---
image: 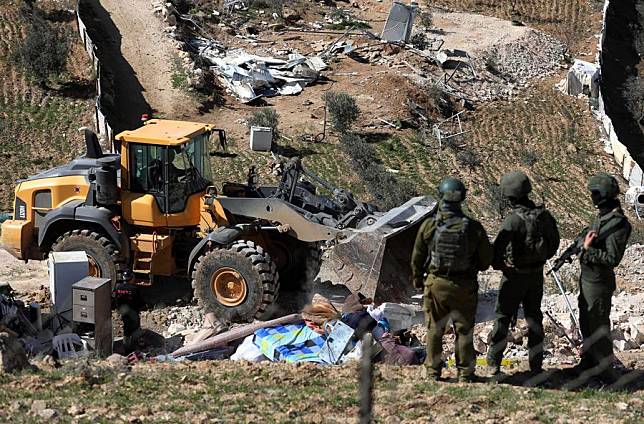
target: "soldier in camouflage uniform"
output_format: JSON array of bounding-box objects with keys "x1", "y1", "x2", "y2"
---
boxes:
[
  {"x1": 572, "y1": 173, "x2": 631, "y2": 381},
  {"x1": 411, "y1": 178, "x2": 493, "y2": 382},
  {"x1": 486, "y1": 171, "x2": 560, "y2": 375}
]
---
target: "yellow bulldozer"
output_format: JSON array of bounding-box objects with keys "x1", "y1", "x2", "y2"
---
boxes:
[{"x1": 1, "y1": 119, "x2": 435, "y2": 322}]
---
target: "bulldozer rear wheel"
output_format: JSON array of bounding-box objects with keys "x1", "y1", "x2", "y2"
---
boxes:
[
  {"x1": 192, "y1": 240, "x2": 279, "y2": 323},
  {"x1": 52, "y1": 229, "x2": 125, "y2": 285}
]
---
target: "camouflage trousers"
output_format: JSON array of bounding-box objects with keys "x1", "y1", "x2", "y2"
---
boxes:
[
  {"x1": 578, "y1": 278, "x2": 614, "y2": 372},
  {"x1": 487, "y1": 271, "x2": 545, "y2": 371},
  {"x1": 424, "y1": 274, "x2": 478, "y2": 378}
]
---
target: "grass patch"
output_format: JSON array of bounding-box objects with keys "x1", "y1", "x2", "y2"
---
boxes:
[
  {"x1": 171, "y1": 58, "x2": 190, "y2": 90},
  {"x1": 0, "y1": 362, "x2": 641, "y2": 422}
]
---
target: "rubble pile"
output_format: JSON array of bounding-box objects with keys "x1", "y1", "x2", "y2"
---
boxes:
[
  {"x1": 410, "y1": 287, "x2": 644, "y2": 367},
  {"x1": 188, "y1": 38, "x2": 328, "y2": 102},
  {"x1": 436, "y1": 29, "x2": 566, "y2": 102},
  {"x1": 143, "y1": 305, "x2": 205, "y2": 338},
  {"x1": 480, "y1": 29, "x2": 566, "y2": 85},
  {"x1": 0, "y1": 332, "x2": 29, "y2": 373},
  {"x1": 615, "y1": 243, "x2": 644, "y2": 282}
]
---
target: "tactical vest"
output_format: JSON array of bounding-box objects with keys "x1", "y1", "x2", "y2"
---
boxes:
[{"x1": 430, "y1": 215, "x2": 471, "y2": 275}]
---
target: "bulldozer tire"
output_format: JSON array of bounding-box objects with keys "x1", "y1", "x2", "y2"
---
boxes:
[
  {"x1": 192, "y1": 240, "x2": 279, "y2": 323},
  {"x1": 269, "y1": 237, "x2": 322, "y2": 289},
  {"x1": 51, "y1": 229, "x2": 125, "y2": 285}
]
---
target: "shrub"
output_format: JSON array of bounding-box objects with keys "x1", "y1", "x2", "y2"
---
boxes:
[
  {"x1": 13, "y1": 15, "x2": 69, "y2": 88},
  {"x1": 418, "y1": 9, "x2": 433, "y2": 28},
  {"x1": 456, "y1": 147, "x2": 481, "y2": 172},
  {"x1": 340, "y1": 132, "x2": 417, "y2": 210},
  {"x1": 486, "y1": 182, "x2": 509, "y2": 219},
  {"x1": 324, "y1": 91, "x2": 360, "y2": 133},
  {"x1": 410, "y1": 32, "x2": 429, "y2": 50},
  {"x1": 519, "y1": 148, "x2": 539, "y2": 167},
  {"x1": 341, "y1": 132, "x2": 378, "y2": 166},
  {"x1": 247, "y1": 108, "x2": 280, "y2": 140}
]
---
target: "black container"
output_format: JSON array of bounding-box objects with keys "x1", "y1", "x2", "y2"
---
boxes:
[{"x1": 95, "y1": 156, "x2": 120, "y2": 206}]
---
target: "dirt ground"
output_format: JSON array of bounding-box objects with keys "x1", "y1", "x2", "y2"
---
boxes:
[
  {"x1": 98, "y1": 0, "x2": 198, "y2": 118},
  {"x1": 0, "y1": 250, "x2": 46, "y2": 294}
]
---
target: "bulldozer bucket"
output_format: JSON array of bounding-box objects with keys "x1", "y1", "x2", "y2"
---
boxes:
[{"x1": 327, "y1": 196, "x2": 436, "y2": 303}]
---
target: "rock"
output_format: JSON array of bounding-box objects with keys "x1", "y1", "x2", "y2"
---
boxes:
[
  {"x1": 31, "y1": 400, "x2": 47, "y2": 413},
  {"x1": 473, "y1": 336, "x2": 487, "y2": 354},
  {"x1": 168, "y1": 322, "x2": 186, "y2": 336},
  {"x1": 68, "y1": 404, "x2": 85, "y2": 416},
  {"x1": 165, "y1": 13, "x2": 177, "y2": 27},
  {"x1": 0, "y1": 332, "x2": 29, "y2": 374},
  {"x1": 38, "y1": 409, "x2": 58, "y2": 420},
  {"x1": 626, "y1": 323, "x2": 644, "y2": 345},
  {"x1": 106, "y1": 353, "x2": 128, "y2": 366},
  {"x1": 613, "y1": 339, "x2": 635, "y2": 352}
]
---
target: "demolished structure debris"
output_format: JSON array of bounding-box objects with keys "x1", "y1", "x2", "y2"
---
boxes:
[
  {"x1": 188, "y1": 38, "x2": 329, "y2": 103},
  {"x1": 381, "y1": 1, "x2": 418, "y2": 43}
]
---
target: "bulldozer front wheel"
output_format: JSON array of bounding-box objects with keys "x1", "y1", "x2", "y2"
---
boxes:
[
  {"x1": 269, "y1": 237, "x2": 322, "y2": 289},
  {"x1": 51, "y1": 229, "x2": 125, "y2": 285},
  {"x1": 192, "y1": 240, "x2": 279, "y2": 322}
]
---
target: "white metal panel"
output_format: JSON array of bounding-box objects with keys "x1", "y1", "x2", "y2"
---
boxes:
[{"x1": 48, "y1": 252, "x2": 89, "y2": 323}]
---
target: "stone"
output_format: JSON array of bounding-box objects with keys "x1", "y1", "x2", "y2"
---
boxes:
[
  {"x1": 68, "y1": 404, "x2": 85, "y2": 416},
  {"x1": 0, "y1": 332, "x2": 29, "y2": 374},
  {"x1": 106, "y1": 353, "x2": 128, "y2": 366},
  {"x1": 38, "y1": 409, "x2": 58, "y2": 420},
  {"x1": 613, "y1": 339, "x2": 635, "y2": 352},
  {"x1": 31, "y1": 400, "x2": 47, "y2": 413},
  {"x1": 627, "y1": 324, "x2": 644, "y2": 345},
  {"x1": 165, "y1": 13, "x2": 177, "y2": 27},
  {"x1": 473, "y1": 336, "x2": 487, "y2": 354},
  {"x1": 167, "y1": 323, "x2": 186, "y2": 336}
]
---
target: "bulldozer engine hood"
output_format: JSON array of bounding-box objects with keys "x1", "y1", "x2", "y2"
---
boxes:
[{"x1": 18, "y1": 155, "x2": 120, "y2": 183}]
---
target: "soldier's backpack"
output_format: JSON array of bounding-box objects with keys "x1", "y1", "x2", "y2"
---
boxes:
[
  {"x1": 513, "y1": 206, "x2": 553, "y2": 266},
  {"x1": 430, "y1": 215, "x2": 471, "y2": 275}
]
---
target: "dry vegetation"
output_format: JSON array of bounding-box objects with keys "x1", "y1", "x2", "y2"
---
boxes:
[
  {"x1": 0, "y1": 1, "x2": 94, "y2": 210},
  {"x1": 0, "y1": 360, "x2": 642, "y2": 423}
]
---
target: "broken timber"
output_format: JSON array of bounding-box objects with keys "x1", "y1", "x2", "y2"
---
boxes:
[{"x1": 171, "y1": 313, "x2": 302, "y2": 358}]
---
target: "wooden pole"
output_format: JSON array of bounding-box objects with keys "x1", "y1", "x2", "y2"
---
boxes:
[
  {"x1": 171, "y1": 313, "x2": 302, "y2": 358},
  {"x1": 359, "y1": 333, "x2": 374, "y2": 424}
]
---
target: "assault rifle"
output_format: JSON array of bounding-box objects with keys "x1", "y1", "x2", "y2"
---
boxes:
[{"x1": 547, "y1": 236, "x2": 584, "y2": 275}]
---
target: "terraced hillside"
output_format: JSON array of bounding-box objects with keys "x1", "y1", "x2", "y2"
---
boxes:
[
  {"x1": 434, "y1": 0, "x2": 600, "y2": 50},
  {"x1": 0, "y1": 2, "x2": 94, "y2": 211},
  {"x1": 187, "y1": 0, "x2": 629, "y2": 237}
]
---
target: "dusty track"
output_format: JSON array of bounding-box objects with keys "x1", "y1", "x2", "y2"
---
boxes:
[{"x1": 96, "y1": 0, "x2": 197, "y2": 121}]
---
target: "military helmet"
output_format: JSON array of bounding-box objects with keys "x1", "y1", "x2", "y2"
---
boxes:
[
  {"x1": 438, "y1": 177, "x2": 466, "y2": 202},
  {"x1": 587, "y1": 173, "x2": 619, "y2": 199},
  {"x1": 500, "y1": 171, "x2": 532, "y2": 199}
]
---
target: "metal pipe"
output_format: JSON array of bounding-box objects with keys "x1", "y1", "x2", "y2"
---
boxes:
[
  {"x1": 544, "y1": 310, "x2": 578, "y2": 350},
  {"x1": 547, "y1": 260, "x2": 581, "y2": 338},
  {"x1": 302, "y1": 166, "x2": 337, "y2": 193}
]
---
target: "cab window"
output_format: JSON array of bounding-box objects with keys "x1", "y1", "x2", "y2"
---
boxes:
[{"x1": 130, "y1": 144, "x2": 165, "y2": 193}]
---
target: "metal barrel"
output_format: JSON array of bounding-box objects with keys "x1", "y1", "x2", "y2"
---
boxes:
[{"x1": 328, "y1": 196, "x2": 436, "y2": 303}]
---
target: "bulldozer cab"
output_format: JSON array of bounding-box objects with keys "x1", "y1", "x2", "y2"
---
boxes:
[{"x1": 117, "y1": 120, "x2": 221, "y2": 227}]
